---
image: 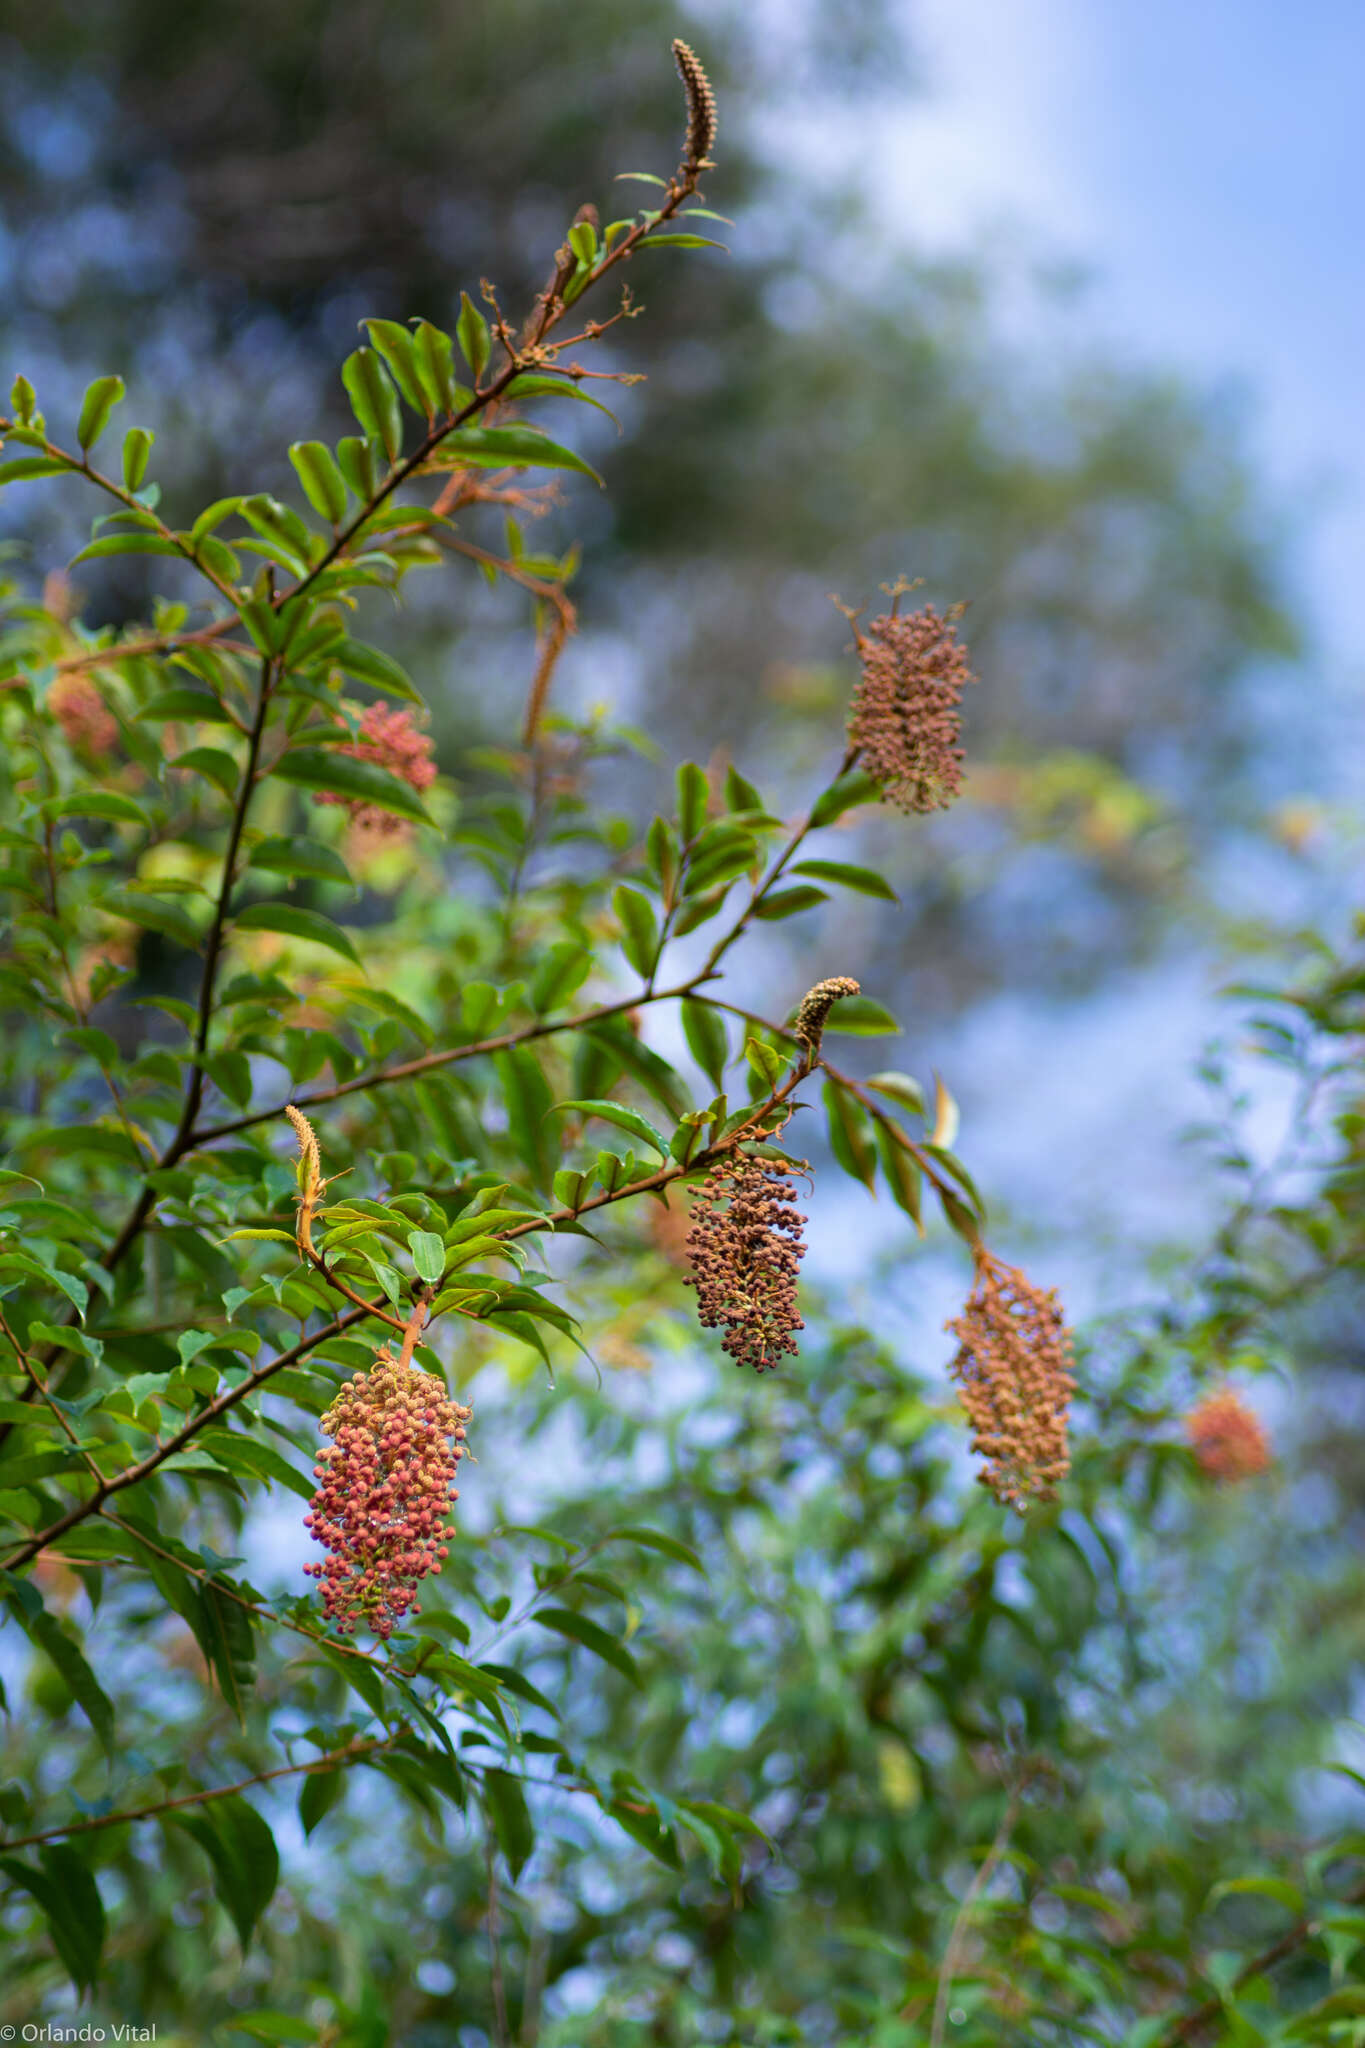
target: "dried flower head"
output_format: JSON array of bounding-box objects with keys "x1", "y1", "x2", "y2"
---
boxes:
[
  {"x1": 848, "y1": 605, "x2": 973, "y2": 814},
  {"x1": 312, "y1": 703, "x2": 437, "y2": 835},
  {"x1": 672, "y1": 38, "x2": 718, "y2": 167},
  {"x1": 946, "y1": 1248, "x2": 1075, "y2": 1510},
  {"x1": 1186, "y1": 1387, "x2": 1271, "y2": 1482},
  {"x1": 794, "y1": 976, "x2": 861, "y2": 1060},
  {"x1": 303, "y1": 1348, "x2": 472, "y2": 1638},
  {"x1": 685, "y1": 1149, "x2": 808, "y2": 1372},
  {"x1": 48, "y1": 674, "x2": 117, "y2": 757}
]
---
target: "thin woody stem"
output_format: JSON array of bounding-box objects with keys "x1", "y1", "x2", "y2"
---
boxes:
[
  {"x1": 927, "y1": 1770, "x2": 1033, "y2": 2048},
  {"x1": 1156, "y1": 1868, "x2": 1365, "y2": 2045},
  {"x1": 189, "y1": 979, "x2": 705, "y2": 1146},
  {"x1": 0, "y1": 1733, "x2": 399, "y2": 1855}
]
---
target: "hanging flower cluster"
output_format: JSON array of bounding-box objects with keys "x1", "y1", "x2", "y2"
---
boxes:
[
  {"x1": 685, "y1": 1149, "x2": 808, "y2": 1372},
  {"x1": 946, "y1": 1248, "x2": 1075, "y2": 1510},
  {"x1": 312, "y1": 702, "x2": 437, "y2": 835},
  {"x1": 48, "y1": 674, "x2": 118, "y2": 757},
  {"x1": 1186, "y1": 1387, "x2": 1271, "y2": 1481},
  {"x1": 848, "y1": 605, "x2": 972, "y2": 814},
  {"x1": 303, "y1": 1348, "x2": 471, "y2": 1637}
]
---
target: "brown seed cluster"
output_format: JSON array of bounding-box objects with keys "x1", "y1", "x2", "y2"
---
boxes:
[
  {"x1": 48, "y1": 674, "x2": 117, "y2": 757},
  {"x1": 672, "y1": 39, "x2": 718, "y2": 167},
  {"x1": 946, "y1": 1249, "x2": 1075, "y2": 1510},
  {"x1": 684, "y1": 1150, "x2": 807, "y2": 1373},
  {"x1": 848, "y1": 606, "x2": 973, "y2": 814},
  {"x1": 303, "y1": 1349, "x2": 471, "y2": 1638},
  {"x1": 1186, "y1": 1387, "x2": 1271, "y2": 1482},
  {"x1": 794, "y1": 976, "x2": 861, "y2": 1059}
]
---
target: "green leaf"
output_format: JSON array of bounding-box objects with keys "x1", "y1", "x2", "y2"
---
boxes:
[
  {"x1": 137, "y1": 685, "x2": 236, "y2": 722},
  {"x1": 637, "y1": 232, "x2": 727, "y2": 250},
  {"x1": 76, "y1": 374, "x2": 125, "y2": 451},
  {"x1": 44, "y1": 788, "x2": 149, "y2": 827},
  {"x1": 197, "y1": 1581, "x2": 257, "y2": 1723},
  {"x1": 792, "y1": 858, "x2": 898, "y2": 901},
  {"x1": 483, "y1": 1767, "x2": 535, "y2": 1880},
  {"x1": 456, "y1": 291, "x2": 491, "y2": 379},
  {"x1": 169, "y1": 745, "x2": 241, "y2": 801},
  {"x1": 408, "y1": 1230, "x2": 446, "y2": 1284},
  {"x1": 824, "y1": 1080, "x2": 878, "y2": 1194},
  {"x1": 495, "y1": 1044, "x2": 556, "y2": 1186},
  {"x1": 6, "y1": 1599, "x2": 115, "y2": 1760},
  {"x1": 71, "y1": 533, "x2": 181, "y2": 564},
  {"x1": 746, "y1": 1036, "x2": 788, "y2": 1090},
  {"x1": 272, "y1": 746, "x2": 433, "y2": 826},
  {"x1": 289, "y1": 440, "x2": 349, "y2": 524},
  {"x1": 233, "y1": 901, "x2": 360, "y2": 965},
  {"x1": 675, "y1": 761, "x2": 709, "y2": 841},
  {"x1": 535, "y1": 1607, "x2": 642, "y2": 1688},
  {"x1": 413, "y1": 321, "x2": 468, "y2": 415},
  {"x1": 96, "y1": 886, "x2": 204, "y2": 949},
  {"x1": 605, "y1": 1526, "x2": 706, "y2": 1575},
  {"x1": 225, "y1": 2013, "x2": 319, "y2": 2045},
  {"x1": 810, "y1": 767, "x2": 881, "y2": 827},
  {"x1": 360, "y1": 318, "x2": 429, "y2": 413},
  {"x1": 439, "y1": 424, "x2": 602, "y2": 486},
  {"x1": 754, "y1": 884, "x2": 828, "y2": 921},
  {"x1": 529, "y1": 940, "x2": 592, "y2": 1016},
  {"x1": 503, "y1": 372, "x2": 620, "y2": 424},
  {"x1": 0, "y1": 1845, "x2": 105, "y2": 1992},
  {"x1": 246, "y1": 835, "x2": 352, "y2": 885},
  {"x1": 121, "y1": 426, "x2": 154, "y2": 490},
  {"x1": 822, "y1": 996, "x2": 900, "y2": 1036},
  {"x1": 0, "y1": 455, "x2": 69, "y2": 481},
  {"x1": 298, "y1": 1769, "x2": 345, "y2": 1841},
  {"x1": 335, "y1": 635, "x2": 423, "y2": 705},
  {"x1": 875, "y1": 1120, "x2": 923, "y2": 1231},
  {"x1": 341, "y1": 348, "x2": 403, "y2": 462},
  {"x1": 555, "y1": 1100, "x2": 667, "y2": 1160},
  {"x1": 865, "y1": 1071, "x2": 926, "y2": 1116},
  {"x1": 1206, "y1": 1875, "x2": 1303, "y2": 1914},
  {"x1": 168, "y1": 1795, "x2": 278, "y2": 1954},
  {"x1": 613, "y1": 884, "x2": 658, "y2": 977},
  {"x1": 335, "y1": 435, "x2": 386, "y2": 500},
  {"x1": 681, "y1": 998, "x2": 729, "y2": 1091}
]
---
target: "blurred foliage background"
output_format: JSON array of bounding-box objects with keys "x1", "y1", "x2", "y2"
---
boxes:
[{"x1": 0, "y1": 0, "x2": 1361, "y2": 2042}]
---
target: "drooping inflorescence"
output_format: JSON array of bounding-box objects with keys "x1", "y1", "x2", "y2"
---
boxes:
[
  {"x1": 48, "y1": 673, "x2": 117, "y2": 757},
  {"x1": 685, "y1": 1149, "x2": 808, "y2": 1373},
  {"x1": 672, "y1": 38, "x2": 718, "y2": 169},
  {"x1": 303, "y1": 1349, "x2": 472, "y2": 1638},
  {"x1": 312, "y1": 702, "x2": 437, "y2": 835},
  {"x1": 848, "y1": 605, "x2": 973, "y2": 814},
  {"x1": 946, "y1": 1247, "x2": 1075, "y2": 1510},
  {"x1": 1186, "y1": 1387, "x2": 1271, "y2": 1481}
]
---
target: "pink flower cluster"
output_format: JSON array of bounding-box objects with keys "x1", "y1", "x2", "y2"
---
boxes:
[
  {"x1": 303, "y1": 1349, "x2": 471, "y2": 1638},
  {"x1": 49, "y1": 674, "x2": 118, "y2": 757},
  {"x1": 313, "y1": 703, "x2": 438, "y2": 835}
]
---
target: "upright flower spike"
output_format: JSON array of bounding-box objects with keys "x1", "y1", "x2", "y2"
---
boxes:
[
  {"x1": 685, "y1": 1149, "x2": 808, "y2": 1373},
  {"x1": 303, "y1": 1347, "x2": 472, "y2": 1638},
  {"x1": 794, "y1": 975, "x2": 861, "y2": 1064},
  {"x1": 848, "y1": 605, "x2": 973, "y2": 814},
  {"x1": 672, "y1": 39, "x2": 718, "y2": 168},
  {"x1": 1186, "y1": 1387, "x2": 1271, "y2": 1481},
  {"x1": 946, "y1": 1248, "x2": 1075, "y2": 1510}
]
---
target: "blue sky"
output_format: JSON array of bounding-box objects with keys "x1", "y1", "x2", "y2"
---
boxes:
[{"x1": 873, "y1": 0, "x2": 1365, "y2": 665}]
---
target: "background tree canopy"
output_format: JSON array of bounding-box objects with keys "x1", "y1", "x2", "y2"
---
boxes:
[{"x1": 0, "y1": 6, "x2": 1360, "y2": 2046}]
